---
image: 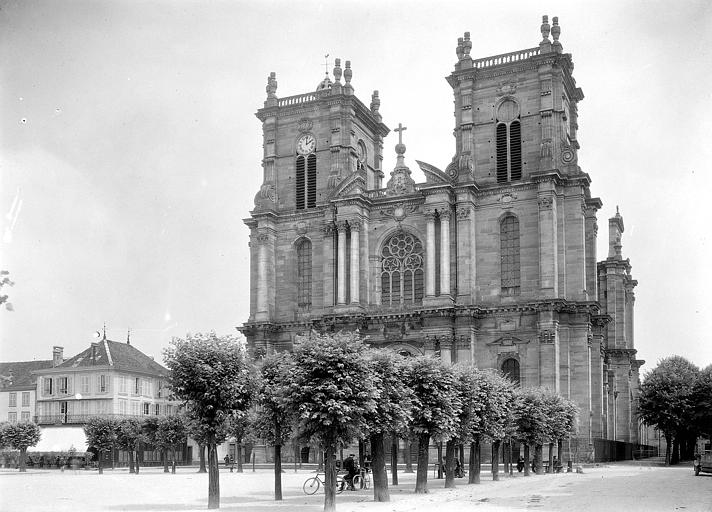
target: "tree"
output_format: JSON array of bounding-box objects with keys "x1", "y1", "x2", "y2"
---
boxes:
[
  {"x1": 156, "y1": 415, "x2": 187, "y2": 473},
  {"x1": 185, "y1": 412, "x2": 231, "y2": 474},
  {"x1": 692, "y1": 365, "x2": 712, "y2": 442},
  {"x1": 404, "y1": 355, "x2": 461, "y2": 493},
  {"x1": 116, "y1": 418, "x2": 144, "y2": 474},
  {"x1": 362, "y1": 349, "x2": 413, "y2": 501},
  {"x1": 287, "y1": 332, "x2": 378, "y2": 512},
  {"x1": 638, "y1": 356, "x2": 699, "y2": 465},
  {"x1": 84, "y1": 417, "x2": 118, "y2": 474},
  {"x1": 512, "y1": 388, "x2": 548, "y2": 476},
  {"x1": 164, "y1": 332, "x2": 257, "y2": 509},
  {"x1": 253, "y1": 351, "x2": 296, "y2": 501},
  {"x1": 1, "y1": 421, "x2": 41, "y2": 471},
  {"x1": 541, "y1": 391, "x2": 578, "y2": 472},
  {"x1": 0, "y1": 270, "x2": 14, "y2": 311},
  {"x1": 142, "y1": 416, "x2": 170, "y2": 473},
  {"x1": 460, "y1": 368, "x2": 514, "y2": 484}
]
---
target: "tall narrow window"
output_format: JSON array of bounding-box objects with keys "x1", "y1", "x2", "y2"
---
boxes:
[
  {"x1": 500, "y1": 215, "x2": 521, "y2": 295},
  {"x1": 502, "y1": 358, "x2": 521, "y2": 385},
  {"x1": 495, "y1": 99, "x2": 522, "y2": 183},
  {"x1": 296, "y1": 238, "x2": 312, "y2": 308},
  {"x1": 381, "y1": 232, "x2": 424, "y2": 306},
  {"x1": 295, "y1": 154, "x2": 317, "y2": 210}
]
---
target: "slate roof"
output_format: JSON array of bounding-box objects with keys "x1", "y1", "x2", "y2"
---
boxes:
[
  {"x1": 56, "y1": 339, "x2": 169, "y2": 377},
  {"x1": 0, "y1": 360, "x2": 53, "y2": 390}
]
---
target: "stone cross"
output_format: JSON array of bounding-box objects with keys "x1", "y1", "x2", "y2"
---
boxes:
[
  {"x1": 323, "y1": 54, "x2": 330, "y2": 76},
  {"x1": 394, "y1": 123, "x2": 407, "y2": 145}
]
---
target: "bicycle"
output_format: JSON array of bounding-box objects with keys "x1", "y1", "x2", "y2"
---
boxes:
[
  {"x1": 352, "y1": 468, "x2": 371, "y2": 490},
  {"x1": 302, "y1": 472, "x2": 346, "y2": 495}
]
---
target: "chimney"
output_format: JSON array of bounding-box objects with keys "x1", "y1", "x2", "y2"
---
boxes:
[{"x1": 52, "y1": 346, "x2": 64, "y2": 367}]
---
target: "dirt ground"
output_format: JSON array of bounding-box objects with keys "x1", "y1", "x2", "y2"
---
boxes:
[{"x1": 1, "y1": 462, "x2": 710, "y2": 512}]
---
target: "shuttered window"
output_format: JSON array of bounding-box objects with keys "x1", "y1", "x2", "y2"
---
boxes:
[
  {"x1": 296, "y1": 154, "x2": 317, "y2": 210},
  {"x1": 500, "y1": 215, "x2": 521, "y2": 295}
]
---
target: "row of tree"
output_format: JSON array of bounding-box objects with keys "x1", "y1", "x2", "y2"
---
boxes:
[
  {"x1": 0, "y1": 420, "x2": 41, "y2": 471},
  {"x1": 161, "y1": 331, "x2": 579, "y2": 511},
  {"x1": 638, "y1": 356, "x2": 712, "y2": 464}
]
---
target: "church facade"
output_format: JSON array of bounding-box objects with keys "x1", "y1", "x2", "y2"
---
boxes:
[{"x1": 240, "y1": 16, "x2": 643, "y2": 446}]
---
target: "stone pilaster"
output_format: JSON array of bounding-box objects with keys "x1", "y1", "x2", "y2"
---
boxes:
[
  {"x1": 538, "y1": 183, "x2": 558, "y2": 297},
  {"x1": 336, "y1": 220, "x2": 348, "y2": 305},
  {"x1": 439, "y1": 209, "x2": 452, "y2": 297},
  {"x1": 349, "y1": 220, "x2": 361, "y2": 305}
]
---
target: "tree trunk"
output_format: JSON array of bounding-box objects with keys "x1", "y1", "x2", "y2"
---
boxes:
[
  {"x1": 548, "y1": 442, "x2": 554, "y2": 473},
  {"x1": 323, "y1": 443, "x2": 336, "y2": 512},
  {"x1": 436, "y1": 441, "x2": 444, "y2": 479},
  {"x1": 473, "y1": 439, "x2": 481, "y2": 483},
  {"x1": 163, "y1": 449, "x2": 169, "y2": 473},
  {"x1": 444, "y1": 439, "x2": 456, "y2": 488},
  {"x1": 535, "y1": 444, "x2": 543, "y2": 474},
  {"x1": 274, "y1": 421, "x2": 282, "y2": 501},
  {"x1": 405, "y1": 438, "x2": 414, "y2": 473},
  {"x1": 664, "y1": 432, "x2": 672, "y2": 466},
  {"x1": 129, "y1": 449, "x2": 135, "y2": 474},
  {"x1": 390, "y1": 434, "x2": 399, "y2": 486},
  {"x1": 198, "y1": 444, "x2": 207, "y2": 473},
  {"x1": 370, "y1": 432, "x2": 389, "y2": 501},
  {"x1": 171, "y1": 447, "x2": 177, "y2": 474},
  {"x1": 19, "y1": 447, "x2": 27, "y2": 472},
  {"x1": 468, "y1": 442, "x2": 476, "y2": 484},
  {"x1": 671, "y1": 437, "x2": 680, "y2": 465},
  {"x1": 111, "y1": 444, "x2": 115, "y2": 470},
  {"x1": 415, "y1": 433, "x2": 430, "y2": 494},
  {"x1": 136, "y1": 441, "x2": 141, "y2": 474},
  {"x1": 557, "y1": 439, "x2": 563, "y2": 468},
  {"x1": 492, "y1": 440, "x2": 500, "y2": 481},
  {"x1": 317, "y1": 444, "x2": 324, "y2": 472},
  {"x1": 236, "y1": 441, "x2": 244, "y2": 473},
  {"x1": 459, "y1": 444, "x2": 465, "y2": 475},
  {"x1": 524, "y1": 444, "x2": 531, "y2": 476},
  {"x1": 207, "y1": 441, "x2": 220, "y2": 509},
  {"x1": 98, "y1": 449, "x2": 104, "y2": 475}
]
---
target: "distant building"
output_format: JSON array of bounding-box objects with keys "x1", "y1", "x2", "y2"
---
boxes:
[{"x1": 0, "y1": 354, "x2": 54, "y2": 423}]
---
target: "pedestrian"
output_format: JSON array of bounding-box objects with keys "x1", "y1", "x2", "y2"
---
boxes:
[{"x1": 343, "y1": 453, "x2": 358, "y2": 490}]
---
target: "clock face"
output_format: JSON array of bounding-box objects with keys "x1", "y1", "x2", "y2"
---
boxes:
[{"x1": 297, "y1": 134, "x2": 316, "y2": 154}]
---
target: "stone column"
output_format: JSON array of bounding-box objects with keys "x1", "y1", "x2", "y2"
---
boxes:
[
  {"x1": 425, "y1": 208, "x2": 436, "y2": 297},
  {"x1": 337, "y1": 221, "x2": 347, "y2": 305},
  {"x1": 349, "y1": 220, "x2": 361, "y2": 305},
  {"x1": 538, "y1": 185, "x2": 558, "y2": 297},
  {"x1": 255, "y1": 231, "x2": 271, "y2": 321},
  {"x1": 439, "y1": 209, "x2": 451, "y2": 296}
]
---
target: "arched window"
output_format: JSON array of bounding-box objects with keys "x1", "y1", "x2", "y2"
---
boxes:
[
  {"x1": 381, "y1": 232, "x2": 424, "y2": 306},
  {"x1": 501, "y1": 358, "x2": 520, "y2": 385},
  {"x1": 495, "y1": 99, "x2": 522, "y2": 183},
  {"x1": 296, "y1": 154, "x2": 316, "y2": 210},
  {"x1": 500, "y1": 215, "x2": 520, "y2": 295},
  {"x1": 296, "y1": 239, "x2": 312, "y2": 308}
]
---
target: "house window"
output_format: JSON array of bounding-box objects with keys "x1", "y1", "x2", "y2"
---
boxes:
[
  {"x1": 134, "y1": 378, "x2": 140, "y2": 395},
  {"x1": 381, "y1": 232, "x2": 424, "y2": 306},
  {"x1": 295, "y1": 154, "x2": 317, "y2": 210},
  {"x1": 9, "y1": 392, "x2": 16, "y2": 407},
  {"x1": 81, "y1": 376, "x2": 90, "y2": 394},
  {"x1": 119, "y1": 376, "x2": 127, "y2": 394},
  {"x1": 119, "y1": 399, "x2": 127, "y2": 415},
  {"x1": 21, "y1": 411, "x2": 30, "y2": 422},
  {"x1": 58, "y1": 377, "x2": 68, "y2": 394},
  {"x1": 154, "y1": 404, "x2": 160, "y2": 415},
  {"x1": 495, "y1": 99, "x2": 522, "y2": 183},
  {"x1": 8, "y1": 412, "x2": 17, "y2": 423},
  {"x1": 143, "y1": 403, "x2": 149, "y2": 415},
  {"x1": 501, "y1": 358, "x2": 521, "y2": 385},
  {"x1": 297, "y1": 238, "x2": 312, "y2": 308},
  {"x1": 131, "y1": 401, "x2": 139, "y2": 416},
  {"x1": 500, "y1": 215, "x2": 521, "y2": 295},
  {"x1": 43, "y1": 378, "x2": 53, "y2": 396},
  {"x1": 21, "y1": 392, "x2": 29, "y2": 407},
  {"x1": 97, "y1": 375, "x2": 108, "y2": 393}
]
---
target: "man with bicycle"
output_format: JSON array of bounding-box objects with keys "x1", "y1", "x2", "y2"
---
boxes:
[{"x1": 343, "y1": 453, "x2": 358, "y2": 491}]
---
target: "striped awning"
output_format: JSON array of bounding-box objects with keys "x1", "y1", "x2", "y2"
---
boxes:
[{"x1": 31, "y1": 426, "x2": 88, "y2": 453}]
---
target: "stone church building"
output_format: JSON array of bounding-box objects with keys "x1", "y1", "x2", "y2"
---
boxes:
[{"x1": 240, "y1": 16, "x2": 643, "y2": 448}]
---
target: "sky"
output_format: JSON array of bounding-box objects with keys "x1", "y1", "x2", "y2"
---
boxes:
[{"x1": 1, "y1": 0, "x2": 711, "y2": 373}]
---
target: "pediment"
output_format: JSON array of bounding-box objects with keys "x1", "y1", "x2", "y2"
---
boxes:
[
  {"x1": 333, "y1": 172, "x2": 367, "y2": 198},
  {"x1": 416, "y1": 160, "x2": 450, "y2": 184}
]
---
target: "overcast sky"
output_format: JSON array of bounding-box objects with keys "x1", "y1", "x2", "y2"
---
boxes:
[{"x1": 1, "y1": 0, "x2": 711, "y2": 373}]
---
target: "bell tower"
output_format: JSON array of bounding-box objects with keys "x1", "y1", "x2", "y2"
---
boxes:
[{"x1": 446, "y1": 16, "x2": 584, "y2": 185}]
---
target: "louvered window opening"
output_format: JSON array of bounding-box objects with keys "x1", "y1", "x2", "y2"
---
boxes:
[
  {"x1": 496, "y1": 120, "x2": 522, "y2": 182},
  {"x1": 500, "y1": 215, "x2": 521, "y2": 295},
  {"x1": 381, "y1": 232, "x2": 424, "y2": 306},
  {"x1": 295, "y1": 154, "x2": 317, "y2": 210},
  {"x1": 297, "y1": 239, "x2": 312, "y2": 308}
]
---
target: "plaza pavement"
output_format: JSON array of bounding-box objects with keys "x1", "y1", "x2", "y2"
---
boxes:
[{"x1": 1, "y1": 462, "x2": 710, "y2": 511}]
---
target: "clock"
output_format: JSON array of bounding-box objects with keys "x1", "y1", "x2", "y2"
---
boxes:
[{"x1": 297, "y1": 134, "x2": 316, "y2": 154}]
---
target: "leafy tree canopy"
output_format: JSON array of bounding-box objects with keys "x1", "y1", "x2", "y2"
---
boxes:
[
  {"x1": 1, "y1": 421, "x2": 41, "y2": 450},
  {"x1": 84, "y1": 417, "x2": 118, "y2": 452},
  {"x1": 362, "y1": 349, "x2": 413, "y2": 437}
]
